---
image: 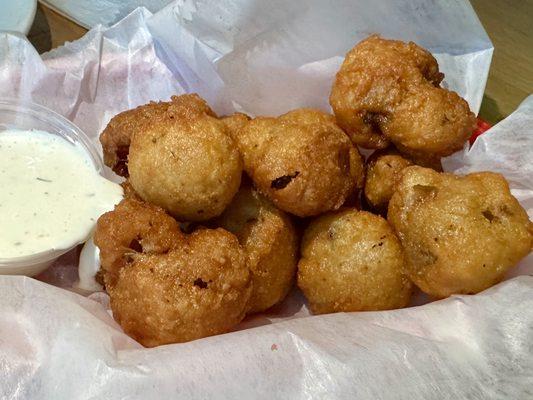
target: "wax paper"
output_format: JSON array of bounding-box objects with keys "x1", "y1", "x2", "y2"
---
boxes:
[
  {"x1": 39, "y1": 0, "x2": 172, "y2": 28},
  {"x1": 2, "y1": 1, "x2": 533, "y2": 398}
]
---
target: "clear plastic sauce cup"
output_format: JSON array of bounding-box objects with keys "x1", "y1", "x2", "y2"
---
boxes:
[{"x1": 0, "y1": 98, "x2": 107, "y2": 276}]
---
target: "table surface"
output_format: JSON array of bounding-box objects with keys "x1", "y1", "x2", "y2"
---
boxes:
[{"x1": 28, "y1": 1, "x2": 533, "y2": 124}]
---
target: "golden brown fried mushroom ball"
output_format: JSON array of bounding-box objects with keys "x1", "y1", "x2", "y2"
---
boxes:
[
  {"x1": 95, "y1": 199, "x2": 252, "y2": 347},
  {"x1": 388, "y1": 166, "x2": 533, "y2": 298},
  {"x1": 109, "y1": 228, "x2": 251, "y2": 347},
  {"x1": 100, "y1": 94, "x2": 214, "y2": 177},
  {"x1": 216, "y1": 187, "x2": 299, "y2": 314},
  {"x1": 233, "y1": 109, "x2": 364, "y2": 217},
  {"x1": 298, "y1": 210, "x2": 412, "y2": 314},
  {"x1": 127, "y1": 94, "x2": 243, "y2": 221},
  {"x1": 364, "y1": 149, "x2": 413, "y2": 214},
  {"x1": 330, "y1": 35, "x2": 476, "y2": 162},
  {"x1": 94, "y1": 198, "x2": 183, "y2": 288}
]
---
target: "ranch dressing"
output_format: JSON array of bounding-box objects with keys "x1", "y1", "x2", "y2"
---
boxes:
[{"x1": 0, "y1": 129, "x2": 123, "y2": 258}]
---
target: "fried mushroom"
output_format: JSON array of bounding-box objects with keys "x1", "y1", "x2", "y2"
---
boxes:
[
  {"x1": 388, "y1": 166, "x2": 533, "y2": 298},
  {"x1": 364, "y1": 148, "x2": 413, "y2": 214},
  {"x1": 330, "y1": 35, "x2": 476, "y2": 163},
  {"x1": 233, "y1": 108, "x2": 364, "y2": 217},
  {"x1": 109, "y1": 228, "x2": 251, "y2": 347},
  {"x1": 216, "y1": 187, "x2": 299, "y2": 314},
  {"x1": 298, "y1": 209, "x2": 412, "y2": 314},
  {"x1": 127, "y1": 94, "x2": 243, "y2": 221},
  {"x1": 95, "y1": 199, "x2": 252, "y2": 347}
]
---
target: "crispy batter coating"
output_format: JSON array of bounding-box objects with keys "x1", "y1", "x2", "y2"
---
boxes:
[
  {"x1": 94, "y1": 198, "x2": 183, "y2": 288},
  {"x1": 233, "y1": 108, "x2": 364, "y2": 217},
  {"x1": 120, "y1": 180, "x2": 142, "y2": 201},
  {"x1": 298, "y1": 210, "x2": 412, "y2": 314},
  {"x1": 364, "y1": 149, "x2": 413, "y2": 214},
  {"x1": 330, "y1": 35, "x2": 476, "y2": 162},
  {"x1": 221, "y1": 112, "x2": 251, "y2": 136},
  {"x1": 216, "y1": 187, "x2": 299, "y2": 314},
  {"x1": 388, "y1": 166, "x2": 533, "y2": 298},
  {"x1": 127, "y1": 94, "x2": 243, "y2": 221},
  {"x1": 100, "y1": 94, "x2": 214, "y2": 177},
  {"x1": 109, "y1": 228, "x2": 251, "y2": 347}
]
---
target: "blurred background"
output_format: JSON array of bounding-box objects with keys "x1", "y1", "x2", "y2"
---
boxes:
[{"x1": 24, "y1": 0, "x2": 533, "y2": 124}]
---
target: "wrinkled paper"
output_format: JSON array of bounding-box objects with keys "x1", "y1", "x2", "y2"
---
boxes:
[
  {"x1": 3, "y1": 1, "x2": 533, "y2": 398},
  {"x1": 40, "y1": 0, "x2": 173, "y2": 28}
]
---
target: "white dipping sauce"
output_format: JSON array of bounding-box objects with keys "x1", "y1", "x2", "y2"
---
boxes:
[{"x1": 0, "y1": 129, "x2": 123, "y2": 258}]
